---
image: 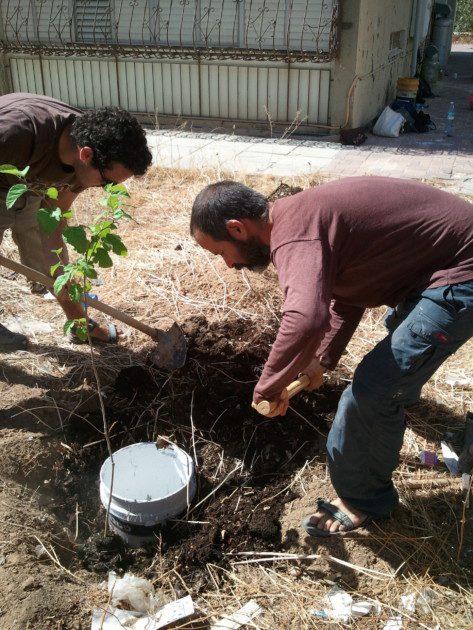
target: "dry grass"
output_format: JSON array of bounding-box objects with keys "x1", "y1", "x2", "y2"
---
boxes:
[{"x1": 0, "y1": 165, "x2": 472, "y2": 628}]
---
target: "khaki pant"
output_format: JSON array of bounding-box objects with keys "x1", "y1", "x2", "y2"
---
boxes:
[{"x1": 0, "y1": 191, "x2": 48, "y2": 275}]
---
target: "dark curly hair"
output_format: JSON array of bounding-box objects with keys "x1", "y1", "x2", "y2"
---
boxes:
[{"x1": 70, "y1": 107, "x2": 152, "y2": 176}]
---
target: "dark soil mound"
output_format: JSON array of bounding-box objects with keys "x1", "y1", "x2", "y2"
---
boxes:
[{"x1": 59, "y1": 316, "x2": 342, "y2": 584}]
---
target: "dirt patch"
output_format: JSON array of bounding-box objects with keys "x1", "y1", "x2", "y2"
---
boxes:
[{"x1": 1, "y1": 170, "x2": 472, "y2": 628}]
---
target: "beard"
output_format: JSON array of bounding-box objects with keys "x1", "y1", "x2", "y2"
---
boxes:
[{"x1": 232, "y1": 236, "x2": 271, "y2": 273}]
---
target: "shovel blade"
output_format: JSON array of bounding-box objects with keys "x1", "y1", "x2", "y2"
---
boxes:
[{"x1": 149, "y1": 322, "x2": 187, "y2": 370}]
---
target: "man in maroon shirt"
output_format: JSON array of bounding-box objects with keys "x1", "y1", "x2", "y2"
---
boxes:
[
  {"x1": 190, "y1": 176, "x2": 473, "y2": 536},
  {"x1": 0, "y1": 92, "x2": 152, "y2": 350}
]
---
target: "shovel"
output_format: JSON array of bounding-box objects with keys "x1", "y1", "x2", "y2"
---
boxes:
[{"x1": 0, "y1": 254, "x2": 187, "y2": 370}]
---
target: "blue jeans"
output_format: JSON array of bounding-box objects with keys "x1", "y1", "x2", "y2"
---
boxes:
[{"x1": 326, "y1": 280, "x2": 473, "y2": 518}]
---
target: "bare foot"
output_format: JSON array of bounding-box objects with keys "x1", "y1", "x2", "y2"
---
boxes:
[{"x1": 305, "y1": 498, "x2": 368, "y2": 534}]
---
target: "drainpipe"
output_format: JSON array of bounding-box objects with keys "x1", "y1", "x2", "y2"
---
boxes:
[{"x1": 410, "y1": 0, "x2": 425, "y2": 76}]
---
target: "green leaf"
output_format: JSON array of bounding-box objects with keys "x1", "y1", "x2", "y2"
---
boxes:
[
  {"x1": 50, "y1": 262, "x2": 61, "y2": 277},
  {"x1": 6, "y1": 184, "x2": 28, "y2": 209},
  {"x1": 61, "y1": 210, "x2": 73, "y2": 219},
  {"x1": 68, "y1": 283, "x2": 83, "y2": 302},
  {"x1": 105, "y1": 183, "x2": 129, "y2": 197},
  {"x1": 63, "y1": 319, "x2": 77, "y2": 335},
  {"x1": 37, "y1": 207, "x2": 61, "y2": 234},
  {"x1": 107, "y1": 195, "x2": 120, "y2": 211},
  {"x1": 0, "y1": 164, "x2": 29, "y2": 178},
  {"x1": 53, "y1": 274, "x2": 69, "y2": 295},
  {"x1": 103, "y1": 233, "x2": 128, "y2": 256},
  {"x1": 93, "y1": 248, "x2": 113, "y2": 268},
  {"x1": 113, "y1": 209, "x2": 132, "y2": 221},
  {"x1": 46, "y1": 187, "x2": 59, "y2": 200},
  {"x1": 63, "y1": 226, "x2": 89, "y2": 254},
  {"x1": 79, "y1": 261, "x2": 98, "y2": 279}
]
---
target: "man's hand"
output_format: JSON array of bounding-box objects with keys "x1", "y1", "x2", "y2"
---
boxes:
[
  {"x1": 252, "y1": 387, "x2": 289, "y2": 418},
  {"x1": 302, "y1": 356, "x2": 325, "y2": 391}
]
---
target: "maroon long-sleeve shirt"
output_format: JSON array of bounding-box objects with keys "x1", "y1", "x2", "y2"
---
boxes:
[{"x1": 254, "y1": 176, "x2": 473, "y2": 402}]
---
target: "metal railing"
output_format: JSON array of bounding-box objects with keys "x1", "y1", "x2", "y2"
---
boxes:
[{"x1": 0, "y1": 0, "x2": 339, "y2": 61}]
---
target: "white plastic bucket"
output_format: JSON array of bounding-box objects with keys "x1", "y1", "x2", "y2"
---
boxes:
[{"x1": 100, "y1": 442, "x2": 196, "y2": 546}]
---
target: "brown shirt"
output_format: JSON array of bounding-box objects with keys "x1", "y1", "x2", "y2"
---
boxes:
[
  {"x1": 0, "y1": 92, "x2": 83, "y2": 195},
  {"x1": 254, "y1": 176, "x2": 473, "y2": 402}
]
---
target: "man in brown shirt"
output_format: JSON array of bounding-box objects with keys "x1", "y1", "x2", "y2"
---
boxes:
[
  {"x1": 0, "y1": 92, "x2": 152, "y2": 350},
  {"x1": 190, "y1": 176, "x2": 473, "y2": 536}
]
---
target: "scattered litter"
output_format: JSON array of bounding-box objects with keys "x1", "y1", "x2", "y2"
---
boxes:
[
  {"x1": 91, "y1": 596, "x2": 194, "y2": 630},
  {"x1": 383, "y1": 616, "x2": 403, "y2": 630},
  {"x1": 91, "y1": 608, "x2": 141, "y2": 629},
  {"x1": 326, "y1": 586, "x2": 353, "y2": 621},
  {"x1": 309, "y1": 586, "x2": 380, "y2": 622},
  {"x1": 43, "y1": 291, "x2": 55, "y2": 300},
  {"x1": 445, "y1": 373, "x2": 472, "y2": 387},
  {"x1": 0, "y1": 555, "x2": 5, "y2": 566},
  {"x1": 108, "y1": 571, "x2": 163, "y2": 613},
  {"x1": 441, "y1": 441, "x2": 459, "y2": 475},
  {"x1": 92, "y1": 573, "x2": 195, "y2": 629},
  {"x1": 34, "y1": 543, "x2": 48, "y2": 559},
  {"x1": 210, "y1": 599, "x2": 263, "y2": 629},
  {"x1": 400, "y1": 588, "x2": 439, "y2": 615},
  {"x1": 4, "y1": 317, "x2": 53, "y2": 334},
  {"x1": 419, "y1": 450, "x2": 439, "y2": 466}
]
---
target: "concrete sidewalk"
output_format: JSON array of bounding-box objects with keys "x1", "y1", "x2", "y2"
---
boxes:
[{"x1": 147, "y1": 44, "x2": 473, "y2": 195}]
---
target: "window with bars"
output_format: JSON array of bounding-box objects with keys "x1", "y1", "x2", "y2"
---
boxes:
[
  {"x1": 1, "y1": 0, "x2": 339, "y2": 60},
  {"x1": 74, "y1": 0, "x2": 113, "y2": 43}
]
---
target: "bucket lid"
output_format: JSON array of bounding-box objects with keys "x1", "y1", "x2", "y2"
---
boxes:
[{"x1": 100, "y1": 442, "x2": 194, "y2": 504}]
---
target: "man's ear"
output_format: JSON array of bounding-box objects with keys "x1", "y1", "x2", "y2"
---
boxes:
[
  {"x1": 78, "y1": 146, "x2": 94, "y2": 165},
  {"x1": 225, "y1": 219, "x2": 248, "y2": 241}
]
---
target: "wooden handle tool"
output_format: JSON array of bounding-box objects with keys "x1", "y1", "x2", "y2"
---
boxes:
[{"x1": 254, "y1": 373, "x2": 311, "y2": 416}]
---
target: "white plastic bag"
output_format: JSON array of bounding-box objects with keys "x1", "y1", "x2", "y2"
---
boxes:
[{"x1": 373, "y1": 106, "x2": 405, "y2": 138}]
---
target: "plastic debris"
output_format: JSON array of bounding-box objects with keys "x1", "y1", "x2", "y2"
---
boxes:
[
  {"x1": 34, "y1": 543, "x2": 48, "y2": 559},
  {"x1": 383, "y1": 616, "x2": 403, "y2": 630},
  {"x1": 108, "y1": 571, "x2": 162, "y2": 614},
  {"x1": 210, "y1": 599, "x2": 263, "y2": 629},
  {"x1": 91, "y1": 596, "x2": 194, "y2": 630},
  {"x1": 309, "y1": 587, "x2": 380, "y2": 622},
  {"x1": 419, "y1": 450, "x2": 439, "y2": 466},
  {"x1": 444, "y1": 373, "x2": 472, "y2": 387},
  {"x1": 400, "y1": 588, "x2": 439, "y2": 615},
  {"x1": 441, "y1": 441, "x2": 459, "y2": 475},
  {"x1": 326, "y1": 585, "x2": 353, "y2": 621}
]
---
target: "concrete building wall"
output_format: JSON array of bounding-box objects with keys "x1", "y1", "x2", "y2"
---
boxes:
[{"x1": 330, "y1": 0, "x2": 416, "y2": 128}]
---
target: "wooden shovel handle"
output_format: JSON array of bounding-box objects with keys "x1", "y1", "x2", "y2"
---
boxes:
[
  {"x1": 254, "y1": 373, "x2": 311, "y2": 416},
  {"x1": 0, "y1": 254, "x2": 158, "y2": 339}
]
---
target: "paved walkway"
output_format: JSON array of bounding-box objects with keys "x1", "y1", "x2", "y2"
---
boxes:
[{"x1": 147, "y1": 44, "x2": 473, "y2": 195}]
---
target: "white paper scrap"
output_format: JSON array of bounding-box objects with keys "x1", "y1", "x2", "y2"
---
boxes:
[
  {"x1": 211, "y1": 599, "x2": 263, "y2": 630},
  {"x1": 351, "y1": 600, "x2": 380, "y2": 617},
  {"x1": 445, "y1": 373, "x2": 472, "y2": 387},
  {"x1": 92, "y1": 597, "x2": 194, "y2": 630},
  {"x1": 383, "y1": 616, "x2": 403, "y2": 630},
  {"x1": 153, "y1": 595, "x2": 194, "y2": 629},
  {"x1": 326, "y1": 586, "x2": 353, "y2": 622},
  {"x1": 441, "y1": 441, "x2": 459, "y2": 475},
  {"x1": 91, "y1": 607, "x2": 141, "y2": 629}
]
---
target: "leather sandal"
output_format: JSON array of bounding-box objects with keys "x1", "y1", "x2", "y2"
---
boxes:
[{"x1": 302, "y1": 497, "x2": 371, "y2": 537}]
